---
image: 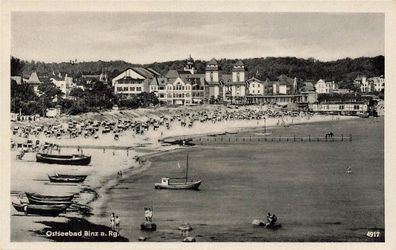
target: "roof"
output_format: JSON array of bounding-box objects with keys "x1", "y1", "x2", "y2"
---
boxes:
[
  {"x1": 165, "y1": 70, "x2": 180, "y2": 79},
  {"x1": 117, "y1": 76, "x2": 145, "y2": 83},
  {"x1": 234, "y1": 60, "x2": 244, "y2": 66},
  {"x1": 26, "y1": 72, "x2": 42, "y2": 84},
  {"x1": 246, "y1": 77, "x2": 264, "y2": 83},
  {"x1": 133, "y1": 67, "x2": 157, "y2": 78},
  {"x1": 206, "y1": 58, "x2": 218, "y2": 65},
  {"x1": 11, "y1": 76, "x2": 23, "y2": 84},
  {"x1": 150, "y1": 77, "x2": 168, "y2": 86},
  {"x1": 181, "y1": 76, "x2": 205, "y2": 86},
  {"x1": 277, "y1": 75, "x2": 295, "y2": 86},
  {"x1": 146, "y1": 68, "x2": 162, "y2": 77}
]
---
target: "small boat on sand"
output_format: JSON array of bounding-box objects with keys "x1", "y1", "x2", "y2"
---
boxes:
[
  {"x1": 12, "y1": 202, "x2": 68, "y2": 216},
  {"x1": 155, "y1": 153, "x2": 201, "y2": 190},
  {"x1": 48, "y1": 174, "x2": 87, "y2": 183},
  {"x1": 25, "y1": 192, "x2": 74, "y2": 201},
  {"x1": 36, "y1": 152, "x2": 91, "y2": 165},
  {"x1": 26, "y1": 195, "x2": 73, "y2": 206}
]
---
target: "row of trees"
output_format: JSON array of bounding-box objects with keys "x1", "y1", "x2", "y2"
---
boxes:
[{"x1": 18, "y1": 56, "x2": 384, "y2": 91}]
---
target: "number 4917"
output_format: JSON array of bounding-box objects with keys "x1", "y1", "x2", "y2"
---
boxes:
[{"x1": 367, "y1": 231, "x2": 380, "y2": 238}]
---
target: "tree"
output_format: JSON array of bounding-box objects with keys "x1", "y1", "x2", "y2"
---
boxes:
[{"x1": 11, "y1": 56, "x2": 25, "y2": 76}]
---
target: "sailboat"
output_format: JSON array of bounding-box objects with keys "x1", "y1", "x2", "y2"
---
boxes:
[{"x1": 154, "y1": 153, "x2": 201, "y2": 190}]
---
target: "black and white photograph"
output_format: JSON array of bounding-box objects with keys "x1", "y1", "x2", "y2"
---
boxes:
[{"x1": 1, "y1": 0, "x2": 395, "y2": 247}]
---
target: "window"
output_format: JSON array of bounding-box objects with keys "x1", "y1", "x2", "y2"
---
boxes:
[
  {"x1": 258, "y1": 90, "x2": 260, "y2": 94},
  {"x1": 137, "y1": 87, "x2": 142, "y2": 92},
  {"x1": 354, "y1": 105, "x2": 360, "y2": 110},
  {"x1": 339, "y1": 105, "x2": 344, "y2": 110},
  {"x1": 117, "y1": 87, "x2": 123, "y2": 92},
  {"x1": 130, "y1": 87, "x2": 135, "y2": 91},
  {"x1": 123, "y1": 87, "x2": 128, "y2": 91}
]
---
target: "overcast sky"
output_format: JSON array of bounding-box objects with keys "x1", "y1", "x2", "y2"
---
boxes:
[{"x1": 11, "y1": 12, "x2": 384, "y2": 64}]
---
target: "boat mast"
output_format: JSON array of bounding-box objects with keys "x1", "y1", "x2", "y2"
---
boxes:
[{"x1": 185, "y1": 153, "x2": 189, "y2": 183}]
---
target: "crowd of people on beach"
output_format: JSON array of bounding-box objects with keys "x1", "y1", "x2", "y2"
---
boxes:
[{"x1": 11, "y1": 107, "x2": 315, "y2": 148}]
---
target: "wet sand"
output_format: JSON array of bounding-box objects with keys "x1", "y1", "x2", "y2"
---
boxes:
[{"x1": 93, "y1": 117, "x2": 384, "y2": 242}]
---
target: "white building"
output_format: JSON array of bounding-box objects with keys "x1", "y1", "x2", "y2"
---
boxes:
[
  {"x1": 113, "y1": 68, "x2": 160, "y2": 97},
  {"x1": 247, "y1": 77, "x2": 265, "y2": 95},
  {"x1": 312, "y1": 103, "x2": 368, "y2": 114},
  {"x1": 315, "y1": 79, "x2": 337, "y2": 94},
  {"x1": 368, "y1": 76, "x2": 385, "y2": 92},
  {"x1": 354, "y1": 76, "x2": 371, "y2": 93},
  {"x1": 51, "y1": 74, "x2": 75, "y2": 98}
]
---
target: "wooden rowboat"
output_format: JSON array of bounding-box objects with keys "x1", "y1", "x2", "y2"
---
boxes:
[
  {"x1": 26, "y1": 195, "x2": 73, "y2": 206},
  {"x1": 25, "y1": 192, "x2": 74, "y2": 201},
  {"x1": 12, "y1": 202, "x2": 68, "y2": 216},
  {"x1": 48, "y1": 174, "x2": 87, "y2": 183},
  {"x1": 36, "y1": 152, "x2": 91, "y2": 166}
]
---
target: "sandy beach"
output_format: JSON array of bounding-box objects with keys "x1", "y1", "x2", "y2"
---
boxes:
[{"x1": 10, "y1": 105, "x2": 364, "y2": 241}]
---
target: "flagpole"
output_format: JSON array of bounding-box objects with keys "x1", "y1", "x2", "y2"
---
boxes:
[{"x1": 185, "y1": 153, "x2": 189, "y2": 183}]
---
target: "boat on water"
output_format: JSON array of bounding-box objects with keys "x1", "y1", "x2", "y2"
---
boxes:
[
  {"x1": 48, "y1": 174, "x2": 87, "y2": 183},
  {"x1": 155, "y1": 153, "x2": 201, "y2": 190},
  {"x1": 36, "y1": 152, "x2": 91, "y2": 165},
  {"x1": 25, "y1": 192, "x2": 74, "y2": 201},
  {"x1": 12, "y1": 202, "x2": 68, "y2": 216}
]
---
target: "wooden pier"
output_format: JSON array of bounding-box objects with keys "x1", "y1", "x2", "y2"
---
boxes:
[{"x1": 162, "y1": 134, "x2": 352, "y2": 145}]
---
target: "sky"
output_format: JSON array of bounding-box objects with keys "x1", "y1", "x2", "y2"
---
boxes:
[{"x1": 11, "y1": 12, "x2": 384, "y2": 64}]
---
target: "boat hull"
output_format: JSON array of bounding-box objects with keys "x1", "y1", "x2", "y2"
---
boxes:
[
  {"x1": 12, "y1": 202, "x2": 67, "y2": 216},
  {"x1": 154, "y1": 180, "x2": 201, "y2": 190},
  {"x1": 36, "y1": 153, "x2": 91, "y2": 166},
  {"x1": 26, "y1": 196, "x2": 73, "y2": 206},
  {"x1": 48, "y1": 175, "x2": 86, "y2": 183},
  {"x1": 25, "y1": 192, "x2": 74, "y2": 201}
]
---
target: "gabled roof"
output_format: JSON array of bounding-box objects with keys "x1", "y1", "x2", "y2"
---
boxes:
[
  {"x1": 165, "y1": 70, "x2": 180, "y2": 79},
  {"x1": 207, "y1": 58, "x2": 218, "y2": 65},
  {"x1": 246, "y1": 77, "x2": 264, "y2": 83}
]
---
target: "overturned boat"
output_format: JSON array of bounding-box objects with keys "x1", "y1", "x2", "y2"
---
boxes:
[{"x1": 36, "y1": 152, "x2": 91, "y2": 166}]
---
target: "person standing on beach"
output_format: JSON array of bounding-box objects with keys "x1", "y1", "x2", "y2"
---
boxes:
[
  {"x1": 110, "y1": 213, "x2": 116, "y2": 230},
  {"x1": 115, "y1": 216, "x2": 120, "y2": 232}
]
